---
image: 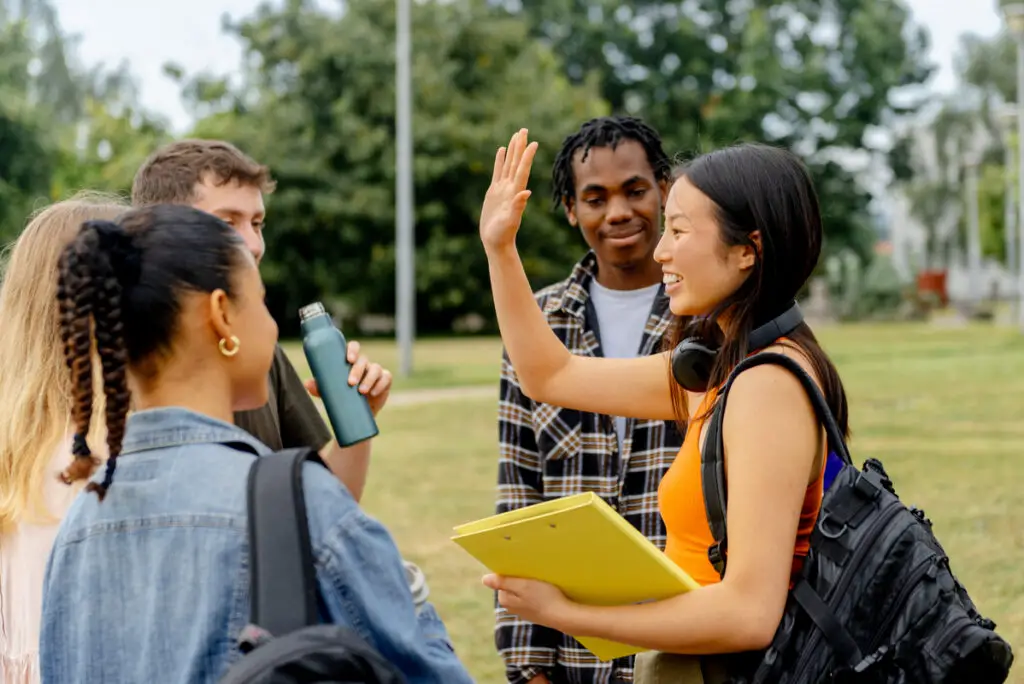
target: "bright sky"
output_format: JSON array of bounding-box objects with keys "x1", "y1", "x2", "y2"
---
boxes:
[{"x1": 53, "y1": 0, "x2": 1004, "y2": 134}]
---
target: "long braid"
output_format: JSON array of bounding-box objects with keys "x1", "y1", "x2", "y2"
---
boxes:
[
  {"x1": 56, "y1": 222, "x2": 135, "y2": 498},
  {"x1": 551, "y1": 115, "x2": 672, "y2": 210},
  {"x1": 88, "y1": 246, "x2": 130, "y2": 499},
  {"x1": 57, "y1": 234, "x2": 100, "y2": 484}
]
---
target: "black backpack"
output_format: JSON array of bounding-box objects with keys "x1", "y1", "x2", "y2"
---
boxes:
[
  {"x1": 700, "y1": 353, "x2": 1014, "y2": 683},
  {"x1": 218, "y1": 446, "x2": 407, "y2": 684}
]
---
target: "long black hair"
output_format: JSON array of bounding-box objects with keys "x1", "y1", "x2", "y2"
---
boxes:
[{"x1": 664, "y1": 143, "x2": 849, "y2": 438}]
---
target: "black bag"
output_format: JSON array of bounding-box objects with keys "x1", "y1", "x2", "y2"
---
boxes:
[
  {"x1": 700, "y1": 353, "x2": 1014, "y2": 683},
  {"x1": 218, "y1": 446, "x2": 407, "y2": 684}
]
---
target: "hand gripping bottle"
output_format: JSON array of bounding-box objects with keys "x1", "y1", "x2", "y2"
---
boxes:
[{"x1": 298, "y1": 302, "x2": 379, "y2": 446}]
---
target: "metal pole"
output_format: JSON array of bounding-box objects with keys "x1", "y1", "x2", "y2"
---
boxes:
[
  {"x1": 1017, "y1": 37, "x2": 1024, "y2": 330},
  {"x1": 395, "y1": 0, "x2": 415, "y2": 375},
  {"x1": 966, "y1": 160, "x2": 982, "y2": 305},
  {"x1": 1005, "y1": 139, "x2": 1017, "y2": 278}
]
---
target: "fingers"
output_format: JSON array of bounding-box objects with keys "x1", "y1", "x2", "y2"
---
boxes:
[
  {"x1": 491, "y1": 146, "x2": 506, "y2": 184},
  {"x1": 508, "y1": 129, "x2": 527, "y2": 179},
  {"x1": 346, "y1": 340, "x2": 361, "y2": 364},
  {"x1": 511, "y1": 190, "x2": 532, "y2": 215},
  {"x1": 348, "y1": 355, "x2": 368, "y2": 386},
  {"x1": 370, "y1": 368, "x2": 393, "y2": 397},
  {"x1": 358, "y1": 362, "x2": 382, "y2": 394},
  {"x1": 514, "y1": 141, "x2": 538, "y2": 191},
  {"x1": 501, "y1": 132, "x2": 518, "y2": 178}
]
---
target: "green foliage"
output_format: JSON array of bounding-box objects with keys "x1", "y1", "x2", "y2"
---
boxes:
[
  {"x1": 181, "y1": 0, "x2": 607, "y2": 334},
  {"x1": 505, "y1": 0, "x2": 934, "y2": 263},
  {"x1": 0, "y1": 0, "x2": 172, "y2": 242},
  {"x1": 0, "y1": 17, "x2": 55, "y2": 242}
]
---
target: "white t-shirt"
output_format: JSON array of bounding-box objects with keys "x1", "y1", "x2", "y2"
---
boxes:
[{"x1": 588, "y1": 280, "x2": 662, "y2": 448}]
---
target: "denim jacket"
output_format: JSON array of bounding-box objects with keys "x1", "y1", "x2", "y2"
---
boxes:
[{"x1": 39, "y1": 408, "x2": 475, "y2": 684}]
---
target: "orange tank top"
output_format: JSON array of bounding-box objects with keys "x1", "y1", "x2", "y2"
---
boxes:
[{"x1": 659, "y1": 383, "x2": 826, "y2": 587}]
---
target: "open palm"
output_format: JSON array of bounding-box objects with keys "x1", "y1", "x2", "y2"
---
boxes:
[{"x1": 479, "y1": 128, "x2": 539, "y2": 252}]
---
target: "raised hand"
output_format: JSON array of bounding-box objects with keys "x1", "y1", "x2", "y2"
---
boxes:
[{"x1": 479, "y1": 128, "x2": 539, "y2": 253}]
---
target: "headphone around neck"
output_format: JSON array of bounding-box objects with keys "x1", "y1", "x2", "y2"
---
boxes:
[{"x1": 670, "y1": 301, "x2": 804, "y2": 393}]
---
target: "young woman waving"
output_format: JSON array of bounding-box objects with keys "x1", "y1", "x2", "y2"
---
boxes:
[{"x1": 478, "y1": 130, "x2": 849, "y2": 682}]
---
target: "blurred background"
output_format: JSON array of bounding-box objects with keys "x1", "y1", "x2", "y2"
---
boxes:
[{"x1": 1, "y1": 0, "x2": 1022, "y2": 680}]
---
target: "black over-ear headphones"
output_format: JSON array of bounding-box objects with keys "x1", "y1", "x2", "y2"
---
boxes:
[{"x1": 670, "y1": 301, "x2": 804, "y2": 392}]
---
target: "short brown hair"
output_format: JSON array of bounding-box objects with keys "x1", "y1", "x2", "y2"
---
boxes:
[{"x1": 131, "y1": 139, "x2": 277, "y2": 207}]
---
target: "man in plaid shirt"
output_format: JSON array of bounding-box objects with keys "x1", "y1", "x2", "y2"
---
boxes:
[{"x1": 495, "y1": 116, "x2": 685, "y2": 684}]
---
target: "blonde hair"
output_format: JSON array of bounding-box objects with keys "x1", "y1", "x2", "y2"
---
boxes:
[{"x1": 0, "y1": 192, "x2": 128, "y2": 532}]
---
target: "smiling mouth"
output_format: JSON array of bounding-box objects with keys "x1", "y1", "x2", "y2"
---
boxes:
[
  {"x1": 603, "y1": 227, "x2": 645, "y2": 241},
  {"x1": 663, "y1": 274, "x2": 681, "y2": 284}
]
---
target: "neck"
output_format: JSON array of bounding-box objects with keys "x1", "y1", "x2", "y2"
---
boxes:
[
  {"x1": 130, "y1": 360, "x2": 236, "y2": 425},
  {"x1": 593, "y1": 256, "x2": 663, "y2": 291}
]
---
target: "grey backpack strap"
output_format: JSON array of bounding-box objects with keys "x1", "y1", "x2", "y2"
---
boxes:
[{"x1": 244, "y1": 446, "x2": 322, "y2": 635}]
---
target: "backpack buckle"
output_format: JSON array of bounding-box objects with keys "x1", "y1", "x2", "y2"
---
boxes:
[{"x1": 708, "y1": 541, "x2": 727, "y2": 575}]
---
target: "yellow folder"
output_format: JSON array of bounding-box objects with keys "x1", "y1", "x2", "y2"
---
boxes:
[{"x1": 451, "y1": 492, "x2": 701, "y2": 661}]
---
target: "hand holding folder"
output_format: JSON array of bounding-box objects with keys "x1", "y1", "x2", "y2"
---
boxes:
[{"x1": 452, "y1": 492, "x2": 700, "y2": 661}]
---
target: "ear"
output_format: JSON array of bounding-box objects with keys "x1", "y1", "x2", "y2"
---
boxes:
[
  {"x1": 658, "y1": 178, "x2": 670, "y2": 209},
  {"x1": 737, "y1": 231, "x2": 761, "y2": 271},
  {"x1": 563, "y1": 198, "x2": 578, "y2": 227},
  {"x1": 207, "y1": 288, "x2": 235, "y2": 344}
]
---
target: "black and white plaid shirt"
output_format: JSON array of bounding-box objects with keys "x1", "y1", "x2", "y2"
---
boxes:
[{"x1": 495, "y1": 251, "x2": 685, "y2": 684}]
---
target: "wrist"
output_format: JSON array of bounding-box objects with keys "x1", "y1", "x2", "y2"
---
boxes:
[
  {"x1": 554, "y1": 599, "x2": 592, "y2": 637},
  {"x1": 483, "y1": 240, "x2": 517, "y2": 260}
]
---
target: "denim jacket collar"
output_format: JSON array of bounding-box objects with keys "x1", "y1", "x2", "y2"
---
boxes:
[{"x1": 119, "y1": 407, "x2": 270, "y2": 457}]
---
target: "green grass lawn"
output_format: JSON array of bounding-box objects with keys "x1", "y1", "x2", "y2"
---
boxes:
[{"x1": 288, "y1": 322, "x2": 1024, "y2": 682}]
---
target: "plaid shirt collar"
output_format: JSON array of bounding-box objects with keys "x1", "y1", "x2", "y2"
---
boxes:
[{"x1": 541, "y1": 250, "x2": 674, "y2": 353}]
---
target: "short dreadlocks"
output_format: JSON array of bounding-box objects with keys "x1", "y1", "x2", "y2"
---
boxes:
[{"x1": 551, "y1": 116, "x2": 672, "y2": 211}]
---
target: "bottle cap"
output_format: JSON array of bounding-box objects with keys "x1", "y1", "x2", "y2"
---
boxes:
[{"x1": 298, "y1": 302, "x2": 328, "y2": 322}]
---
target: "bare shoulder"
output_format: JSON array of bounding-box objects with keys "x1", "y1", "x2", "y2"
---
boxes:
[
  {"x1": 719, "y1": 344, "x2": 825, "y2": 485},
  {"x1": 727, "y1": 342, "x2": 821, "y2": 398},
  {"x1": 721, "y1": 342, "x2": 823, "y2": 442}
]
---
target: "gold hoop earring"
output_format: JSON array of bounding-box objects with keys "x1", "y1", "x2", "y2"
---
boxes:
[{"x1": 219, "y1": 335, "x2": 240, "y2": 357}]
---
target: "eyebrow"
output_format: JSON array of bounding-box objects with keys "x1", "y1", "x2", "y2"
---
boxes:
[
  {"x1": 215, "y1": 207, "x2": 265, "y2": 219},
  {"x1": 579, "y1": 176, "x2": 649, "y2": 194},
  {"x1": 666, "y1": 212, "x2": 691, "y2": 223}
]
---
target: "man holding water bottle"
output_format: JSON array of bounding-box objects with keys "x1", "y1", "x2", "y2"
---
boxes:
[{"x1": 131, "y1": 141, "x2": 388, "y2": 500}]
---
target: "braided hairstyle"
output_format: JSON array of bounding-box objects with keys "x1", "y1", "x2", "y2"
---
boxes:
[
  {"x1": 56, "y1": 205, "x2": 247, "y2": 499},
  {"x1": 550, "y1": 116, "x2": 672, "y2": 211}
]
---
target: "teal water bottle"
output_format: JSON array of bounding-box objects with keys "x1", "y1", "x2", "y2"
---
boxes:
[{"x1": 298, "y1": 302, "x2": 379, "y2": 446}]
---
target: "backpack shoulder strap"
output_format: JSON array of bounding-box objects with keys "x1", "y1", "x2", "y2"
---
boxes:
[
  {"x1": 701, "y1": 352, "x2": 852, "y2": 579},
  {"x1": 225, "y1": 440, "x2": 324, "y2": 636}
]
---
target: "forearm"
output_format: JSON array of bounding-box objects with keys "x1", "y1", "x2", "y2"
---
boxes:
[
  {"x1": 320, "y1": 440, "x2": 371, "y2": 502},
  {"x1": 561, "y1": 583, "x2": 776, "y2": 656},
  {"x1": 486, "y1": 245, "x2": 571, "y2": 399}
]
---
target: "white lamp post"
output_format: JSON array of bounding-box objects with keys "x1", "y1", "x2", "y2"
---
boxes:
[
  {"x1": 999, "y1": 105, "x2": 1018, "y2": 315},
  {"x1": 964, "y1": 153, "x2": 983, "y2": 305},
  {"x1": 998, "y1": 0, "x2": 1024, "y2": 329}
]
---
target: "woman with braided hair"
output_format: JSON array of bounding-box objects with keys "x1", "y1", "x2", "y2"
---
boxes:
[
  {"x1": 40, "y1": 204, "x2": 473, "y2": 684},
  {"x1": 0, "y1": 193, "x2": 126, "y2": 684}
]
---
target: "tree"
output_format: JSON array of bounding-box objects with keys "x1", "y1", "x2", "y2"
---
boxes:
[
  {"x1": 500, "y1": 0, "x2": 934, "y2": 262},
  {"x1": 0, "y1": 0, "x2": 171, "y2": 240},
  {"x1": 178, "y1": 0, "x2": 608, "y2": 334},
  {"x1": 0, "y1": 14, "x2": 56, "y2": 242}
]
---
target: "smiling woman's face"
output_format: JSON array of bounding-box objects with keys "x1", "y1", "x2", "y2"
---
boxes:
[{"x1": 654, "y1": 176, "x2": 756, "y2": 317}]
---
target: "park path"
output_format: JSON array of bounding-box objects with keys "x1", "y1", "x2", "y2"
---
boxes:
[{"x1": 387, "y1": 384, "x2": 495, "y2": 407}]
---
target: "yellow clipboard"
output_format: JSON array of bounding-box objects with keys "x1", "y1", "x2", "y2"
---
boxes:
[{"x1": 452, "y1": 492, "x2": 700, "y2": 661}]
